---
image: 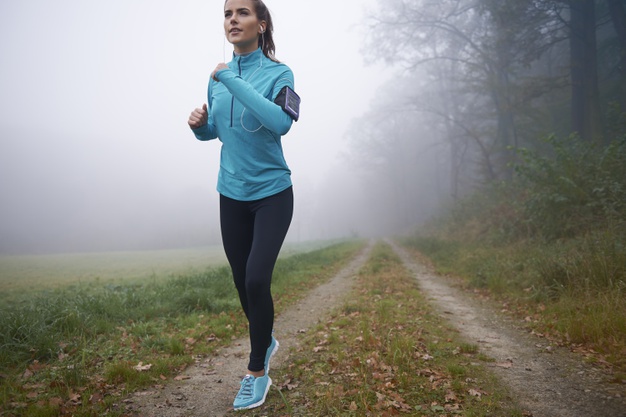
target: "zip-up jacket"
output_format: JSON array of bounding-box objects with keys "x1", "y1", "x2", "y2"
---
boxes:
[{"x1": 192, "y1": 47, "x2": 295, "y2": 201}]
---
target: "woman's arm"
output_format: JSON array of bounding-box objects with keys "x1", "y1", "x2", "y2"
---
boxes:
[
  {"x1": 188, "y1": 81, "x2": 219, "y2": 141},
  {"x1": 215, "y1": 67, "x2": 295, "y2": 135}
]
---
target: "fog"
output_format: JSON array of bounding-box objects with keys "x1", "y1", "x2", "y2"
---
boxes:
[
  {"x1": 0, "y1": 0, "x2": 394, "y2": 254},
  {"x1": 0, "y1": 0, "x2": 435, "y2": 255}
]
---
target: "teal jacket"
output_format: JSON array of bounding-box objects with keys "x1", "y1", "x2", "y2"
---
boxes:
[{"x1": 192, "y1": 48, "x2": 295, "y2": 201}]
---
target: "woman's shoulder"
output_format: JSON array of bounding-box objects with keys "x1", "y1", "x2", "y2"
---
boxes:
[{"x1": 263, "y1": 55, "x2": 293, "y2": 72}]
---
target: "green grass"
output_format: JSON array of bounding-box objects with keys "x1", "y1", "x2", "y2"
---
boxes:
[
  {"x1": 401, "y1": 233, "x2": 626, "y2": 373},
  {"x1": 236, "y1": 242, "x2": 523, "y2": 416},
  {"x1": 0, "y1": 240, "x2": 334, "y2": 307},
  {"x1": 0, "y1": 240, "x2": 363, "y2": 417},
  {"x1": 0, "y1": 246, "x2": 228, "y2": 306}
]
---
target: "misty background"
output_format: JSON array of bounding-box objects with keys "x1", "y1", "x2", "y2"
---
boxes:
[
  {"x1": 0, "y1": 0, "x2": 427, "y2": 255},
  {"x1": 6, "y1": 1, "x2": 620, "y2": 256}
]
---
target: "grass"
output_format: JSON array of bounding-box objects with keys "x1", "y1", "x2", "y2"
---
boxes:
[
  {"x1": 235, "y1": 241, "x2": 523, "y2": 416},
  {"x1": 0, "y1": 240, "x2": 362, "y2": 417},
  {"x1": 401, "y1": 233, "x2": 626, "y2": 374},
  {"x1": 0, "y1": 240, "x2": 333, "y2": 307}
]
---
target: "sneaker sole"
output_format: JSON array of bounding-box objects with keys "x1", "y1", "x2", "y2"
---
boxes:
[
  {"x1": 266, "y1": 339, "x2": 279, "y2": 373},
  {"x1": 234, "y1": 376, "x2": 272, "y2": 410}
]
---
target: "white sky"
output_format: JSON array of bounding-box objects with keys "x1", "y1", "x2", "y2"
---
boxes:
[{"x1": 0, "y1": 0, "x2": 391, "y2": 253}]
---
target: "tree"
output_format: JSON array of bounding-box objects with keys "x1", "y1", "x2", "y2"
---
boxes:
[
  {"x1": 568, "y1": 0, "x2": 603, "y2": 142},
  {"x1": 364, "y1": 0, "x2": 562, "y2": 182}
]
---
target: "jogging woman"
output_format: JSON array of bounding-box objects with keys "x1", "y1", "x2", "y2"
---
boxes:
[{"x1": 187, "y1": 0, "x2": 299, "y2": 410}]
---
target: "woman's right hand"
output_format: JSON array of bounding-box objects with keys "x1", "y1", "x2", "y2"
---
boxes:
[{"x1": 188, "y1": 103, "x2": 208, "y2": 129}]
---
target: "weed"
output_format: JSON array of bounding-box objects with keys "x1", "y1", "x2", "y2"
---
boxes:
[{"x1": 460, "y1": 343, "x2": 480, "y2": 354}]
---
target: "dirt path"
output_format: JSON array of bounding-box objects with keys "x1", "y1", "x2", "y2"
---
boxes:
[
  {"x1": 388, "y1": 239, "x2": 626, "y2": 417},
  {"x1": 126, "y1": 241, "x2": 374, "y2": 417},
  {"x1": 126, "y1": 240, "x2": 625, "y2": 417}
]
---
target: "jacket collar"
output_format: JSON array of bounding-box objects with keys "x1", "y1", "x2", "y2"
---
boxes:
[{"x1": 232, "y1": 47, "x2": 264, "y2": 70}]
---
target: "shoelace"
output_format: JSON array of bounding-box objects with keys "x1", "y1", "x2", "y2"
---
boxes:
[{"x1": 236, "y1": 376, "x2": 254, "y2": 399}]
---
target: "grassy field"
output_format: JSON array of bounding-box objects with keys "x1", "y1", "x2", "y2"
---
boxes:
[
  {"x1": 0, "y1": 240, "x2": 332, "y2": 307},
  {"x1": 0, "y1": 240, "x2": 362, "y2": 416}
]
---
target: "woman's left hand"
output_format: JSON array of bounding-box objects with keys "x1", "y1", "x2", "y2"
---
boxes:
[{"x1": 212, "y1": 63, "x2": 229, "y2": 81}]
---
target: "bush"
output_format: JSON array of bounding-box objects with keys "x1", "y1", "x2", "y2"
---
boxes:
[{"x1": 514, "y1": 135, "x2": 626, "y2": 240}]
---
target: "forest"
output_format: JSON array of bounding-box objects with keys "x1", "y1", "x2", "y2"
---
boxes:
[
  {"x1": 348, "y1": 0, "x2": 625, "y2": 221},
  {"x1": 346, "y1": 0, "x2": 626, "y2": 365}
]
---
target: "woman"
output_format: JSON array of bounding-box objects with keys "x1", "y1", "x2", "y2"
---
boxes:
[{"x1": 187, "y1": 0, "x2": 299, "y2": 410}]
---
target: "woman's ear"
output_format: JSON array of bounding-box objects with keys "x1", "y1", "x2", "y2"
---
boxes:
[{"x1": 259, "y1": 21, "x2": 266, "y2": 33}]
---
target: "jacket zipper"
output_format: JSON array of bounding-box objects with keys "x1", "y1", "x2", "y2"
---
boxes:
[{"x1": 230, "y1": 57, "x2": 242, "y2": 128}]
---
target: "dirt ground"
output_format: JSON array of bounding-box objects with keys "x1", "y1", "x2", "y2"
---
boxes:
[{"x1": 126, "y1": 240, "x2": 626, "y2": 417}]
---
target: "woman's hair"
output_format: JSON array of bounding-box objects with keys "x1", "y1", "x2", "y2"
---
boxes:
[{"x1": 251, "y1": 0, "x2": 278, "y2": 62}]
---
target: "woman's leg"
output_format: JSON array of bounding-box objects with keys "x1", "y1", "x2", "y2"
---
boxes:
[
  {"x1": 220, "y1": 195, "x2": 254, "y2": 319},
  {"x1": 219, "y1": 187, "x2": 293, "y2": 373},
  {"x1": 245, "y1": 187, "x2": 293, "y2": 372}
]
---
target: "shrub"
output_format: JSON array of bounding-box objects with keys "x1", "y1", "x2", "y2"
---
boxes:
[{"x1": 514, "y1": 135, "x2": 626, "y2": 240}]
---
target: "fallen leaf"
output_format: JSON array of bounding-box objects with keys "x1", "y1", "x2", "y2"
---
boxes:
[
  {"x1": 49, "y1": 397, "x2": 63, "y2": 407},
  {"x1": 89, "y1": 392, "x2": 103, "y2": 404},
  {"x1": 67, "y1": 392, "x2": 81, "y2": 405},
  {"x1": 445, "y1": 391, "x2": 458, "y2": 402},
  {"x1": 468, "y1": 388, "x2": 486, "y2": 398},
  {"x1": 134, "y1": 362, "x2": 153, "y2": 372}
]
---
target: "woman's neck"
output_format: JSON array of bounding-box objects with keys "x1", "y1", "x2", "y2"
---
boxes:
[{"x1": 234, "y1": 48, "x2": 258, "y2": 57}]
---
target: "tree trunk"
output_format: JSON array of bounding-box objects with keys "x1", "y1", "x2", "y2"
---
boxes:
[
  {"x1": 569, "y1": 0, "x2": 603, "y2": 142},
  {"x1": 607, "y1": 0, "x2": 626, "y2": 106}
]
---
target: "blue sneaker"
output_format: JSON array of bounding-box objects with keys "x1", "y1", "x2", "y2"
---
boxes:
[
  {"x1": 233, "y1": 374, "x2": 272, "y2": 410},
  {"x1": 264, "y1": 335, "x2": 279, "y2": 373}
]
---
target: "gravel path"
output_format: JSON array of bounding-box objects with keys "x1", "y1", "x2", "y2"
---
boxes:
[{"x1": 388, "y1": 239, "x2": 626, "y2": 417}]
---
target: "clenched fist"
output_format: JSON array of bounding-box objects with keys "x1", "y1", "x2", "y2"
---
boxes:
[{"x1": 188, "y1": 103, "x2": 208, "y2": 129}]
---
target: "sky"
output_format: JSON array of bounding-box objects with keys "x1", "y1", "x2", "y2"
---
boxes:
[{"x1": 0, "y1": 0, "x2": 391, "y2": 254}]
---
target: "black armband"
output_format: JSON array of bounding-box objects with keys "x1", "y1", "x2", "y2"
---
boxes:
[{"x1": 274, "y1": 86, "x2": 300, "y2": 121}]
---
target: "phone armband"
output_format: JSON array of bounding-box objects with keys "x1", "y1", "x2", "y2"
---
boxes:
[{"x1": 274, "y1": 86, "x2": 300, "y2": 121}]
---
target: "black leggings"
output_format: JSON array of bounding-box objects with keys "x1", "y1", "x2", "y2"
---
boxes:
[{"x1": 220, "y1": 186, "x2": 293, "y2": 372}]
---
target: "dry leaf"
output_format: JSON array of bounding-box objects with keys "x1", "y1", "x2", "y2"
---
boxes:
[
  {"x1": 468, "y1": 388, "x2": 486, "y2": 398},
  {"x1": 134, "y1": 362, "x2": 153, "y2": 372},
  {"x1": 445, "y1": 391, "x2": 458, "y2": 402}
]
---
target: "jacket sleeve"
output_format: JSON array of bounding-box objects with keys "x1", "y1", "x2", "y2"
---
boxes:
[
  {"x1": 191, "y1": 80, "x2": 219, "y2": 141},
  {"x1": 216, "y1": 68, "x2": 294, "y2": 136}
]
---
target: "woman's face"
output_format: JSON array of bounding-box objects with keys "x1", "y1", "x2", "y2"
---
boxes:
[{"x1": 224, "y1": 0, "x2": 264, "y2": 54}]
